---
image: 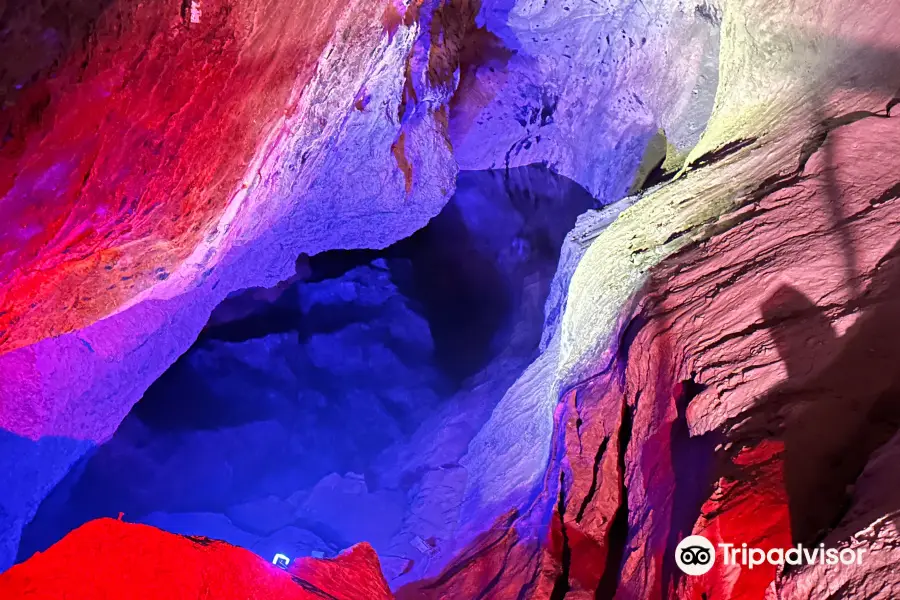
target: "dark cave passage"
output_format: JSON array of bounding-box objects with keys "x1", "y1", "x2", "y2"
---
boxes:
[{"x1": 18, "y1": 165, "x2": 597, "y2": 585}]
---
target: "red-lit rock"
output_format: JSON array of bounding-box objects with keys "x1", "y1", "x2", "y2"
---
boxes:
[
  {"x1": 0, "y1": 518, "x2": 393, "y2": 599},
  {"x1": 0, "y1": 0, "x2": 462, "y2": 567},
  {"x1": 4, "y1": 0, "x2": 900, "y2": 598},
  {"x1": 289, "y1": 543, "x2": 394, "y2": 600},
  {"x1": 0, "y1": 0, "x2": 347, "y2": 353},
  {"x1": 398, "y1": 88, "x2": 900, "y2": 600}
]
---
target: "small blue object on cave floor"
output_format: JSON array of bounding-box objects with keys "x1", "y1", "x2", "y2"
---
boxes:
[{"x1": 17, "y1": 165, "x2": 598, "y2": 586}]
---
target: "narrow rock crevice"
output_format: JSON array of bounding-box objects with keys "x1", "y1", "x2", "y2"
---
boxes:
[
  {"x1": 686, "y1": 137, "x2": 758, "y2": 170},
  {"x1": 549, "y1": 472, "x2": 571, "y2": 600},
  {"x1": 512, "y1": 547, "x2": 543, "y2": 600},
  {"x1": 663, "y1": 375, "x2": 718, "y2": 592},
  {"x1": 871, "y1": 181, "x2": 900, "y2": 206},
  {"x1": 421, "y1": 515, "x2": 519, "y2": 591},
  {"x1": 616, "y1": 314, "x2": 649, "y2": 387},
  {"x1": 290, "y1": 577, "x2": 342, "y2": 600},
  {"x1": 887, "y1": 97, "x2": 900, "y2": 115},
  {"x1": 471, "y1": 540, "x2": 518, "y2": 600},
  {"x1": 576, "y1": 438, "x2": 609, "y2": 523},
  {"x1": 595, "y1": 400, "x2": 634, "y2": 599},
  {"x1": 180, "y1": 0, "x2": 191, "y2": 22}
]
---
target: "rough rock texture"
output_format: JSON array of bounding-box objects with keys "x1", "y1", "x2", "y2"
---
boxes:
[
  {"x1": 0, "y1": 518, "x2": 393, "y2": 599},
  {"x1": 398, "y1": 113, "x2": 900, "y2": 600},
  {"x1": 6, "y1": 0, "x2": 900, "y2": 598},
  {"x1": 450, "y1": 0, "x2": 721, "y2": 197},
  {"x1": 16, "y1": 165, "x2": 596, "y2": 589},
  {"x1": 0, "y1": 0, "x2": 718, "y2": 572},
  {"x1": 0, "y1": 0, "x2": 455, "y2": 355},
  {"x1": 557, "y1": 114, "x2": 900, "y2": 600},
  {"x1": 0, "y1": 0, "x2": 460, "y2": 569},
  {"x1": 774, "y1": 430, "x2": 900, "y2": 599},
  {"x1": 400, "y1": 4, "x2": 900, "y2": 598},
  {"x1": 403, "y1": 0, "x2": 900, "y2": 597}
]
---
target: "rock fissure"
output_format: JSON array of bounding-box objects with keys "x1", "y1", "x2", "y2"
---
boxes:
[
  {"x1": 595, "y1": 400, "x2": 634, "y2": 599},
  {"x1": 5, "y1": 0, "x2": 900, "y2": 597},
  {"x1": 576, "y1": 437, "x2": 610, "y2": 524},
  {"x1": 549, "y1": 472, "x2": 571, "y2": 600}
]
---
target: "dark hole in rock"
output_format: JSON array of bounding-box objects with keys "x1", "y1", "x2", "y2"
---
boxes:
[{"x1": 18, "y1": 165, "x2": 598, "y2": 586}]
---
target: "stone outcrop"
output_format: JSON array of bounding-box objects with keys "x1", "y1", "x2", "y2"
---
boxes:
[{"x1": 0, "y1": 518, "x2": 393, "y2": 599}]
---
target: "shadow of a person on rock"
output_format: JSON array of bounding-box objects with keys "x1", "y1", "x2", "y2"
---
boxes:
[{"x1": 726, "y1": 238, "x2": 900, "y2": 545}]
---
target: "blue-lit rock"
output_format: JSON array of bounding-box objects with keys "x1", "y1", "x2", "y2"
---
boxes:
[{"x1": 18, "y1": 166, "x2": 596, "y2": 588}]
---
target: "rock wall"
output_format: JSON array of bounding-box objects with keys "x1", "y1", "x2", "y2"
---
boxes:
[
  {"x1": 395, "y1": 0, "x2": 900, "y2": 595},
  {"x1": 3, "y1": 0, "x2": 900, "y2": 597},
  {"x1": 0, "y1": 0, "x2": 458, "y2": 569},
  {"x1": 16, "y1": 165, "x2": 596, "y2": 588},
  {"x1": 0, "y1": 0, "x2": 709, "y2": 571}
]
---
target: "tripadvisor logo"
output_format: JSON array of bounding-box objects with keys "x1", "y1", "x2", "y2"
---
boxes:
[
  {"x1": 675, "y1": 535, "x2": 716, "y2": 575},
  {"x1": 675, "y1": 535, "x2": 868, "y2": 576}
]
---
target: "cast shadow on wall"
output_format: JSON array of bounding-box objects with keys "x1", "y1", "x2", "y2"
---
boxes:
[{"x1": 726, "y1": 240, "x2": 900, "y2": 546}]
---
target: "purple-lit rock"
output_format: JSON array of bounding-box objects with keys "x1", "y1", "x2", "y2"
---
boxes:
[
  {"x1": 6, "y1": 0, "x2": 900, "y2": 598},
  {"x1": 451, "y1": 0, "x2": 721, "y2": 199},
  {"x1": 17, "y1": 166, "x2": 596, "y2": 589},
  {"x1": 0, "y1": 0, "x2": 459, "y2": 568}
]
